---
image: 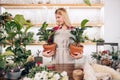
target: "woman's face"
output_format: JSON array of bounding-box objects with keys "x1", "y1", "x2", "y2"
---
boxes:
[{"x1": 55, "y1": 14, "x2": 64, "y2": 26}]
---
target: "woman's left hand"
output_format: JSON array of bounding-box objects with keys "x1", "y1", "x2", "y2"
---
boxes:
[{"x1": 70, "y1": 52, "x2": 83, "y2": 59}]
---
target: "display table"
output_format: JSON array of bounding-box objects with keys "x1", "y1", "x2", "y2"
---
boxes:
[
  {"x1": 0, "y1": 64, "x2": 82, "y2": 80},
  {"x1": 51, "y1": 64, "x2": 82, "y2": 80}
]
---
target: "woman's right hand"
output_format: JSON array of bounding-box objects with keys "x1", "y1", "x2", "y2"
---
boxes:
[
  {"x1": 70, "y1": 52, "x2": 83, "y2": 59},
  {"x1": 42, "y1": 50, "x2": 55, "y2": 57}
]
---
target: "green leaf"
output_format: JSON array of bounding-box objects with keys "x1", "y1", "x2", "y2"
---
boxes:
[
  {"x1": 14, "y1": 14, "x2": 25, "y2": 27},
  {"x1": 41, "y1": 22, "x2": 48, "y2": 30},
  {"x1": 81, "y1": 19, "x2": 89, "y2": 28},
  {"x1": 83, "y1": 0, "x2": 91, "y2": 6},
  {"x1": 24, "y1": 25, "x2": 31, "y2": 33}
]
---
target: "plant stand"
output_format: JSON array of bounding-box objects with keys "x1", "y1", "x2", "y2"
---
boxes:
[{"x1": 96, "y1": 42, "x2": 119, "y2": 53}]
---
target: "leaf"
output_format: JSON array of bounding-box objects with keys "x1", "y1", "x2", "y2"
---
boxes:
[
  {"x1": 81, "y1": 19, "x2": 89, "y2": 28},
  {"x1": 24, "y1": 25, "x2": 31, "y2": 33},
  {"x1": 83, "y1": 0, "x2": 91, "y2": 6},
  {"x1": 14, "y1": 14, "x2": 25, "y2": 27},
  {"x1": 41, "y1": 22, "x2": 48, "y2": 30}
]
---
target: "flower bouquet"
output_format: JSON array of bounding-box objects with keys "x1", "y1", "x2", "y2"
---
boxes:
[
  {"x1": 23, "y1": 66, "x2": 68, "y2": 80},
  {"x1": 92, "y1": 47, "x2": 120, "y2": 68}
]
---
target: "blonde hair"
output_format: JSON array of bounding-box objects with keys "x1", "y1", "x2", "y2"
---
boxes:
[{"x1": 55, "y1": 8, "x2": 71, "y2": 27}]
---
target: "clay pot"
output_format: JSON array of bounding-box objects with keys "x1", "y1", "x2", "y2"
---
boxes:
[
  {"x1": 43, "y1": 43, "x2": 56, "y2": 52},
  {"x1": 69, "y1": 43, "x2": 83, "y2": 56}
]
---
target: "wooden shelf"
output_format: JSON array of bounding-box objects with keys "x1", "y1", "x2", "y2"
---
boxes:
[
  {"x1": 28, "y1": 42, "x2": 96, "y2": 45},
  {"x1": 32, "y1": 22, "x2": 104, "y2": 27},
  {"x1": 0, "y1": 4, "x2": 104, "y2": 9}
]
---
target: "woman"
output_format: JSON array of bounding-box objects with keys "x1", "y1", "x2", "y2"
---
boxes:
[{"x1": 43, "y1": 8, "x2": 81, "y2": 64}]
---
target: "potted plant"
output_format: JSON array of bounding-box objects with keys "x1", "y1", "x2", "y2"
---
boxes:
[
  {"x1": 37, "y1": 22, "x2": 56, "y2": 54},
  {"x1": 91, "y1": 46, "x2": 120, "y2": 69},
  {"x1": 0, "y1": 13, "x2": 34, "y2": 79},
  {"x1": 69, "y1": 19, "x2": 90, "y2": 58}
]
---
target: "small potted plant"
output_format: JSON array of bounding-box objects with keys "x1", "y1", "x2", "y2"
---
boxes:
[
  {"x1": 37, "y1": 22, "x2": 56, "y2": 54},
  {"x1": 34, "y1": 50, "x2": 43, "y2": 65},
  {"x1": 69, "y1": 19, "x2": 90, "y2": 58}
]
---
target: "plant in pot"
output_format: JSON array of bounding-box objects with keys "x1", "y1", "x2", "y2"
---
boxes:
[
  {"x1": 0, "y1": 13, "x2": 34, "y2": 79},
  {"x1": 37, "y1": 22, "x2": 56, "y2": 56},
  {"x1": 69, "y1": 19, "x2": 91, "y2": 58}
]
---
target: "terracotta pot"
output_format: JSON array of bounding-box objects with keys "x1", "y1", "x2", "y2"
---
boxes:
[
  {"x1": 69, "y1": 43, "x2": 83, "y2": 55},
  {"x1": 43, "y1": 43, "x2": 56, "y2": 52}
]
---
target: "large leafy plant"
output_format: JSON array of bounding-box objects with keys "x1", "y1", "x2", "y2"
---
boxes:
[
  {"x1": 0, "y1": 13, "x2": 34, "y2": 64},
  {"x1": 37, "y1": 22, "x2": 55, "y2": 45},
  {"x1": 70, "y1": 19, "x2": 91, "y2": 46}
]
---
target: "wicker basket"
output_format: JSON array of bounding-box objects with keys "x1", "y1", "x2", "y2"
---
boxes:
[{"x1": 73, "y1": 69, "x2": 83, "y2": 80}]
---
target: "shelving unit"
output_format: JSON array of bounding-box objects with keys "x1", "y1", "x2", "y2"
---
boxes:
[
  {"x1": 96, "y1": 42, "x2": 119, "y2": 53},
  {"x1": 0, "y1": 3, "x2": 104, "y2": 9},
  {"x1": 33, "y1": 22, "x2": 104, "y2": 27},
  {"x1": 28, "y1": 42, "x2": 96, "y2": 45},
  {"x1": 0, "y1": 1, "x2": 104, "y2": 45}
]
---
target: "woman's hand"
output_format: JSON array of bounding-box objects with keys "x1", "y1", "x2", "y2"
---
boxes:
[
  {"x1": 42, "y1": 50, "x2": 55, "y2": 57},
  {"x1": 70, "y1": 52, "x2": 83, "y2": 59}
]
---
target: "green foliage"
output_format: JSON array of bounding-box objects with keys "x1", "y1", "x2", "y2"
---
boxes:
[
  {"x1": 0, "y1": 55, "x2": 6, "y2": 69},
  {"x1": 91, "y1": 46, "x2": 120, "y2": 61},
  {"x1": 70, "y1": 19, "x2": 91, "y2": 45},
  {"x1": 0, "y1": 12, "x2": 12, "y2": 44},
  {"x1": 0, "y1": 13, "x2": 34, "y2": 65},
  {"x1": 91, "y1": 52, "x2": 101, "y2": 60},
  {"x1": 0, "y1": 12, "x2": 12, "y2": 27},
  {"x1": 27, "y1": 66, "x2": 48, "y2": 78},
  {"x1": 92, "y1": 38, "x2": 105, "y2": 43},
  {"x1": 37, "y1": 22, "x2": 55, "y2": 44},
  {"x1": 111, "y1": 46, "x2": 120, "y2": 60},
  {"x1": 83, "y1": 0, "x2": 91, "y2": 6}
]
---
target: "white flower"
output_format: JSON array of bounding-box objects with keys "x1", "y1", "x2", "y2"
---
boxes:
[
  {"x1": 53, "y1": 73, "x2": 61, "y2": 80},
  {"x1": 24, "y1": 68, "x2": 68, "y2": 80},
  {"x1": 23, "y1": 77, "x2": 32, "y2": 80},
  {"x1": 61, "y1": 71, "x2": 67, "y2": 77},
  {"x1": 42, "y1": 74, "x2": 48, "y2": 80},
  {"x1": 61, "y1": 76, "x2": 69, "y2": 80},
  {"x1": 6, "y1": 56, "x2": 14, "y2": 64},
  {"x1": 34, "y1": 72, "x2": 42, "y2": 80},
  {"x1": 35, "y1": 72, "x2": 41, "y2": 77},
  {"x1": 48, "y1": 72, "x2": 54, "y2": 78}
]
